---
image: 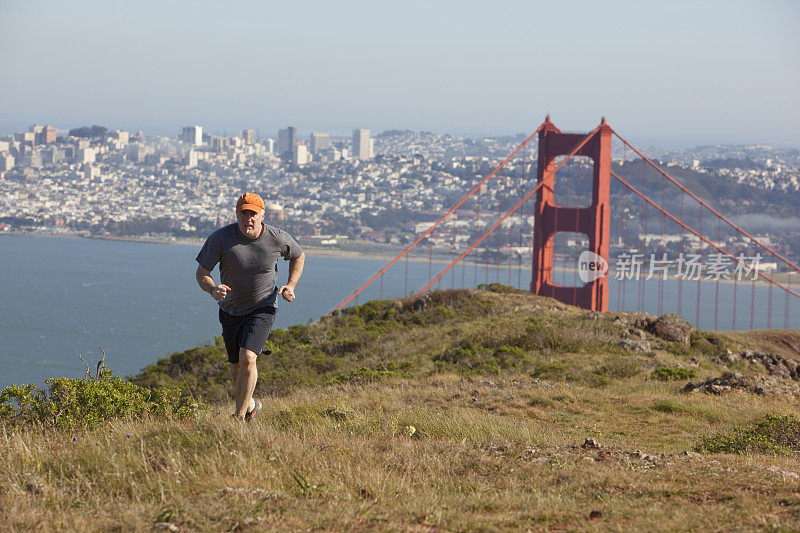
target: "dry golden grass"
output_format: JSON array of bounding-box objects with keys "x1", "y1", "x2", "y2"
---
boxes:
[
  {"x1": 3, "y1": 373, "x2": 800, "y2": 532},
  {"x1": 6, "y1": 288, "x2": 800, "y2": 530}
]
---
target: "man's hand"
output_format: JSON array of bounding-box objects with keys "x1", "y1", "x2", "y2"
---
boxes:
[
  {"x1": 212, "y1": 284, "x2": 231, "y2": 301},
  {"x1": 279, "y1": 253, "x2": 304, "y2": 303},
  {"x1": 278, "y1": 285, "x2": 295, "y2": 302}
]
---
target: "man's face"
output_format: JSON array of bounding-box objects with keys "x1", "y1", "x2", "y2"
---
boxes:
[{"x1": 236, "y1": 209, "x2": 265, "y2": 239}]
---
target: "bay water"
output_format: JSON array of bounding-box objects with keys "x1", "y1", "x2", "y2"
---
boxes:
[{"x1": 1, "y1": 234, "x2": 797, "y2": 388}]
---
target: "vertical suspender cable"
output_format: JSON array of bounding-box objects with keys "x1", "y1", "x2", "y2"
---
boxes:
[
  {"x1": 696, "y1": 206, "x2": 703, "y2": 328},
  {"x1": 678, "y1": 189, "x2": 685, "y2": 317},
  {"x1": 750, "y1": 275, "x2": 756, "y2": 330},
  {"x1": 768, "y1": 268, "x2": 773, "y2": 329},
  {"x1": 660, "y1": 164, "x2": 667, "y2": 315},
  {"x1": 714, "y1": 217, "x2": 721, "y2": 331},
  {"x1": 639, "y1": 160, "x2": 647, "y2": 312}
]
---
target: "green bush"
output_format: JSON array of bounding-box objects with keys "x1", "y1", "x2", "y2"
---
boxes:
[
  {"x1": 0, "y1": 366, "x2": 203, "y2": 429},
  {"x1": 530, "y1": 362, "x2": 568, "y2": 380},
  {"x1": 650, "y1": 367, "x2": 697, "y2": 381},
  {"x1": 131, "y1": 339, "x2": 230, "y2": 402},
  {"x1": 695, "y1": 413, "x2": 800, "y2": 456},
  {"x1": 433, "y1": 342, "x2": 529, "y2": 375},
  {"x1": 690, "y1": 331, "x2": 732, "y2": 358}
]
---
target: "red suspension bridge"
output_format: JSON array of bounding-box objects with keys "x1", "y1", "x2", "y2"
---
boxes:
[{"x1": 332, "y1": 117, "x2": 800, "y2": 331}]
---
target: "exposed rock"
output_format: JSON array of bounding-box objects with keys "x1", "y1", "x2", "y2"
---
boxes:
[
  {"x1": 619, "y1": 340, "x2": 651, "y2": 352},
  {"x1": 748, "y1": 351, "x2": 800, "y2": 381},
  {"x1": 410, "y1": 296, "x2": 428, "y2": 312},
  {"x1": 683, "y1": 373, "x2": 758, "y2": 395},
  {"x1": 611, "y1": 312, "x2": 656, "y2": 333},
  {"x1": 24, "y1": 477, "x2": 45, "y2": 495},
  {"x1": 722, "y1": 350, "x2": 740, "y2": 364},
  {"x1": 630, "y1": 450, "x2": 658, "y2": 462},
  {"x1": 152, "y1": 523, "x2": 179, "y2": 532},
  {"x1": 683, "y1": 372, "x2": 800, "y2": 395},
  {"x1": 581, "y1": 438, "x2": 602, "y2": 450},
  {"x1": 622, "y1": 328, "x2": 647, "y2": 340},
  {"x1": 651, "y1": 313, "x2": 693, "y2": 344}
]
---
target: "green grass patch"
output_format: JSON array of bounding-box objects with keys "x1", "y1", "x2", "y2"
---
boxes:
[
  {"x1": 650, "y1": 367, "x2": 697, "y2": 381},
  {"x1": 652, "y1": 399, "x2": 689, "y2": 413},
  {"x1": 695, "y1": 413, "x2": 800, "y2": 456},
  {"x1": 690, "y1": 331, "x2": 733, "y2": 358}
]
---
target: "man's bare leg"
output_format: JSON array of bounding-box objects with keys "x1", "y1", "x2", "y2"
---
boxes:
[
  {"x1": 230, "y1": 363, "x2": 238, "y2": 388},
  {"x1": 234, "y1": 348, "x2": 258, "y2": 418}
]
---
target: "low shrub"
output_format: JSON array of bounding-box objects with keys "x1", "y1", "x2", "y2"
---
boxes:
[
  {"x1": 690, "y1": 331, "x2": 732, "y2": 358},
  {"x1": 650, "y1": 367, "x2": 697, "y2": 381},
  {"x1": 0, "y1": 364, "x2": 202, "y2": 429},
  {"x1": 433, "y1": 342, "x2": 529, "y2": 375},
  {"x1": 695, "y1": 413, "x2": 800, "y2": 456}
]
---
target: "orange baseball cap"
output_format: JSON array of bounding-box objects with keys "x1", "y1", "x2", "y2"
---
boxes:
[{"x1": 236, "y1": 192, "x2": 265, "y2": 213}]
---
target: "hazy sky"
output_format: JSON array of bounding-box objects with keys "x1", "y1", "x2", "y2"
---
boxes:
[{"x1": 1, "y1": 1, "x2": 798, "y2": 146}]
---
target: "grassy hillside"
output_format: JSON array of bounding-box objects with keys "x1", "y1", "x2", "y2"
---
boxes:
[{"x1": 3, "y1": 286, "x2": 800, "y2": 531}]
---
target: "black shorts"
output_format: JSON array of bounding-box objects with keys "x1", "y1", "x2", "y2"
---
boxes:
[{"x1": 219, "y1": 306, "x2": 277, "y2": 364}]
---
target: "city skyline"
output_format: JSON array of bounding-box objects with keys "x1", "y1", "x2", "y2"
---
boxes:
[{"x1": 1, "y1": 1, "x2": 798, "y2": 147}]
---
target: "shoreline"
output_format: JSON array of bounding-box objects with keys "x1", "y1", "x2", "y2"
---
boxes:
[{"x1": 3, "y1": 230, "x2": 797, "y2": 286}]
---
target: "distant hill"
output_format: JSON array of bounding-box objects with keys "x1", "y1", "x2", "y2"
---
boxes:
[{"x1": 68, "y1": 125, "x2": 108, "y2": 138}]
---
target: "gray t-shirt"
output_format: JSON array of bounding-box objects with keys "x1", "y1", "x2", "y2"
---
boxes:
[{"x1": 196, "y1": 223, "x2": 303, "y2": 315}]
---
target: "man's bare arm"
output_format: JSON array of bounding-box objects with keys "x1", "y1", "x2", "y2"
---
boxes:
[
  {"x1": 195, "y1": 264, "x2": 230, "y2": 301},
  {"x1": 278, "y1": 252, "x2": 305, "y2": 302}
]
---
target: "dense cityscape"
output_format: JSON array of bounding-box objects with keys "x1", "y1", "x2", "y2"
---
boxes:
[{"x1": 1, "y1": 123, "x2": 799, "y2": 269}]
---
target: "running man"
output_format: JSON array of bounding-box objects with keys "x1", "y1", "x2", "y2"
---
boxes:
[{"x1": 195, "y1": 192, "x2": 305, "y2": 420}]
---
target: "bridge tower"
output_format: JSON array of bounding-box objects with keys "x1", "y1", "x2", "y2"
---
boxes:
[{"x1": 531, "y1": 117, "x2": 613, "y2": 311}]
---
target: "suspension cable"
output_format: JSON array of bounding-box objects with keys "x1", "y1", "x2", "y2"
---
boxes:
[
  {"x1": 418, "y1": 126, "x2": 603, "y2": 297},
  {"x1": 612, "y1": 131, "x2": 800, "y2": 273},
  {"x1": 611, "y1": 171, "x2": 800, "y2": 301},
  {"x1": 330, "y1": 123, "x2": 547, "y2": 313}
]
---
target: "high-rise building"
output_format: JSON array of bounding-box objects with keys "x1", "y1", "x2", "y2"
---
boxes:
[
  {"x1": 34, "y1": 125, "x2": 57, "y2": 145},
  {"x1": 293, "y1": 143, "x2": 311, "y2": 166},
  {"x1": 277, "y1": 127, "x2": 297, "y2": 156},
  {"x1": 110, "y1": 130, "x2": 129, "y2": 145},
  {"x1": 310, "y1": 132, "x2": 331, "y2": 153},
  {"x1": 75, "y1": 147, "x2": 96, "y2": 164},
  {"x1": 352, "y1": 129, "x2": 372, "y2": 160},
  {"x1": 15, "y1": 132, "x2": 35, "y2": 144},
  {"x1": 84, "y1": 165, "x2": 99, "y2": 181},
  {"x1": 241, "y1": 129, "x2": 255, "y2": 144},
  {"x1": 0, "y1": 154, "x2": 15, "y2": 172},
  {"x1": 180, "y1": 126, "x2": 203, "y2": 146},
  {"x1": 42, "y1": 147, "x2": 64, "y2": 165}
]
